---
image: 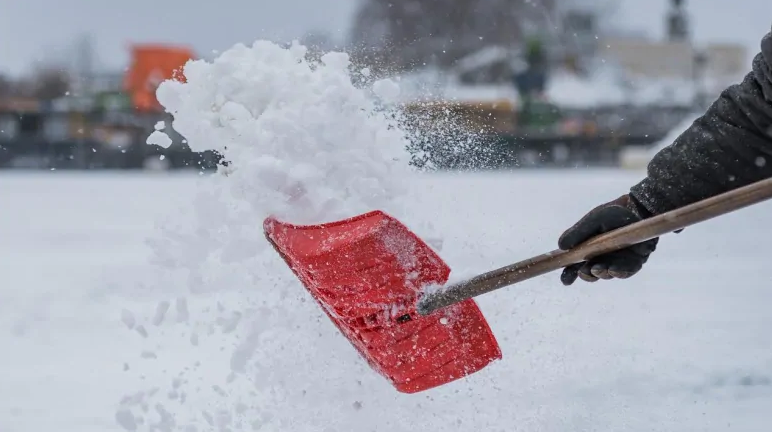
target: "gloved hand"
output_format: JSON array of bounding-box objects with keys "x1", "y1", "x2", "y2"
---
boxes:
[{"x1": 558, "y1": 194, "x2": 659, "y2": 285}]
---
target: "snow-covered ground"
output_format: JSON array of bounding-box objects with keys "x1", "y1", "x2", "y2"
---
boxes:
[{"x1": 1, "y1": 170, "x2": 772, "y2": 432}]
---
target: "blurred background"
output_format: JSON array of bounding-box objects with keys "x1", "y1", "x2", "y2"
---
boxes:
[
  {"x1": 0, "y1": 0, "x2": 768, "y2": 171},
  {"x1": 4, "y1": 3, "x2": 772, "y2": 431}
]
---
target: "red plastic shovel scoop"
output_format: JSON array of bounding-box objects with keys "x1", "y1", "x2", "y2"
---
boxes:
[{"x1": 263, "y1": 210, "x2": 502, "y2": 393}]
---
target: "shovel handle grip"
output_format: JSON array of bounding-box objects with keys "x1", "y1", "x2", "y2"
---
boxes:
[{"x1": 416, "y1": 176, "x2": 772, "y2": 316}]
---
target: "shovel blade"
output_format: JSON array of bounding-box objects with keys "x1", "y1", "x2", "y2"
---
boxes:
[{"x1": 264, "y1": 210, "x2": 501, "y2": 393}]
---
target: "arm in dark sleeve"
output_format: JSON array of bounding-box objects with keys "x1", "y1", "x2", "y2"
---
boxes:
[{"x1": 630, "y1": 28, "x2": 772, "y2": 215}]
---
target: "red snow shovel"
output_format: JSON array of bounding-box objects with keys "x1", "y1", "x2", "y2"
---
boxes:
[
  {"x1": 264, "y1": 176, "x2": 772, "y2": 393},
  {"x1": 264, "y1": 211, "x2": 501, "y2": 393}
]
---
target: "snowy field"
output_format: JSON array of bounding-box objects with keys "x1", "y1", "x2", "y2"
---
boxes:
[{"x1": 2, "y1": 170, "x2": 772, "y2": 432}]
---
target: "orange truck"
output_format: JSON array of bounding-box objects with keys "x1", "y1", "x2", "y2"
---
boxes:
[{"x1": 123, "y1": 44, "x2": 196, "y2": 112}]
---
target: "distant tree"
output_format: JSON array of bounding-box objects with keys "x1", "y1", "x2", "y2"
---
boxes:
[
  {"x1": 0, "y1": 74, "x2": 13, "y2": 97},
  {"x1": 29, "y1": 66, "x2": 71, "y2": 100},
  {"x1": 349, "y1": 0, "x2": 558, "y2": 71},
  {"x1": 552, "y1": 0, "x2": 620, "y2": 73},
  {"x1": 348, "y1": 0, "x2": 620, "y2": 75}
]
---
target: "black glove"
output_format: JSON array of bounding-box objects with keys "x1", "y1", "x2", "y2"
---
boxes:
[{"x1": 558, "y1": 194, "x2": 658, "y2": 285}]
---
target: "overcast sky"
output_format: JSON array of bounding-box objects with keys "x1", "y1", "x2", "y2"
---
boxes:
[{"x1": 0, "y1": 0, "x2": 769, "y2": 76}]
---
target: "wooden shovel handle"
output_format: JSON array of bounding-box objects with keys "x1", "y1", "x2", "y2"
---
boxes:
[{"x1": 416, "y1": 176, "x2": 772, "y2": 316}]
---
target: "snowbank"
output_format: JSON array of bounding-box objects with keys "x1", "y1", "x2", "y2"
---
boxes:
[
  {"x1": 545, "y1": 69, "x2": 700, "y2": 108},
  {"x1": 545, "y1": 67, "x2": 628, "y2": 108},
  {"x1": 395, "y1": 60, "x2": 741, "y2": 109},
  {"x1": 394, "y1": 66, "x2": 700, "y2": 109}
]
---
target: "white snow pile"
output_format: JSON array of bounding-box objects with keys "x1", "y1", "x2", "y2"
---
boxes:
[
  {"x1": 148, "y1": 40, "x2": 413, "y2": 225},
  {"x1": 116, "y1": 41, "x2": 467, "y2": 432}
]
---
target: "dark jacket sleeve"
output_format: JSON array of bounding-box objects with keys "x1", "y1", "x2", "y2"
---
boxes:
[{"x1": 629, "y1": 28, "x2": 772, "y2": 215}]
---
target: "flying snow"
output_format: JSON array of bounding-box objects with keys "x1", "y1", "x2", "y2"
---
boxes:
[{"x1": 117, "y1": 40, "x2": 461, "y2": 431}]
